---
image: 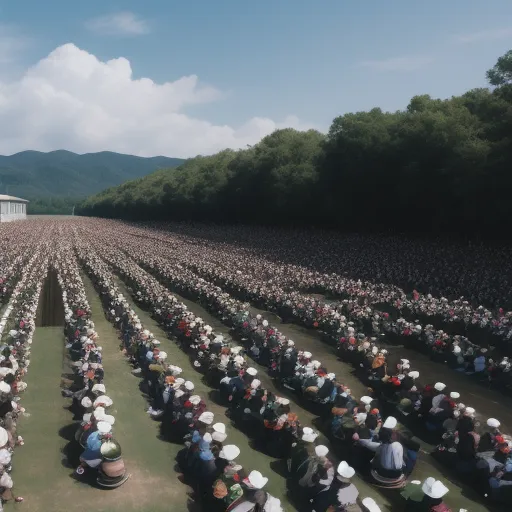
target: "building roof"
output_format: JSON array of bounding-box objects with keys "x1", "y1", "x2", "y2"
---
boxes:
[{"x1": 0, "y1": 195, "x2": 29, "y2": 203}]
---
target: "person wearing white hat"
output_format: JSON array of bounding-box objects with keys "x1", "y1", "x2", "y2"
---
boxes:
[
  {"x1": 243, "y1": 470, "x2": 269, "y2": 490},
  {"x1": 198, "y1": 411, "x2": 214, "y2": 425},
  {"x1": 371, "y1": 418, "x2": 405, "y2": 486},
  {"x1": 77, "y1": 419, "x2": 111, "y2": 475},
  {"x1": 432, "y1": 383, "x2": 447, "y2": 410},
  {"x1": 312, "y1": 461, "x2": 358, "y2": 511},
  {"x1": 418, "y1": 477, "x2": 449, "y2": 508}
]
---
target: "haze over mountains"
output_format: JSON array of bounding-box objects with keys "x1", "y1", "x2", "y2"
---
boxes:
[{"x1": 0, "y1": 150, "x2": 185, "y2": 199}]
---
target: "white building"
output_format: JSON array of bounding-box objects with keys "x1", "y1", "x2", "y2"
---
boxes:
[{"x1": 0, "y1": 195, "x2": 29, "y2": 222}]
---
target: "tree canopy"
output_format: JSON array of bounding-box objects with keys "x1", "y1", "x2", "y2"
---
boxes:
[{"x1": 78, "y1": 50, "x2": 512, "y2": 237}]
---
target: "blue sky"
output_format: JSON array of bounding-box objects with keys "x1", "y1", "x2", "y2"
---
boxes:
[{"x1": 0, "y1": 0, "x2": 511, "y2": 157}]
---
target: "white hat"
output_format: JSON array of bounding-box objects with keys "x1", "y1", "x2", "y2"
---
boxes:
[
  {"x1": 92, "y1": 383, "x2": 106, "y2": 394},
  {"x1": 189, "y1": 395, "x2": 201, "y2": 405},
  {"x1": 203, "y1": 433, "x2": 212, "y2": 443},
  {"x1": 434, "y1": 382, "x2": 446, "y2": 392},
  {"x1": 0, "y1": 448, "x2": 11, "y2": 466},
  {"x1": 315, "y1": 445, "x2": 329, "y2": 457},
  {"x1": 464, "y1": 407, "x2": 475, "y2": 416},
  {"x1": 362, "y1": 497, "x2": 381, "y2": 512},
  {"x1": 409, "y1": 371, "x2": 419, "y2": 379},
  {"x1": 0, "y1": 382, "x2": 10, "y2": 394},
  {"x1": 219, "y1": 444, "x2": 240, "y2": 460},
  {"x1": 360, "y1": 396, "x2": 373, "y2": 405},
  {"x1": 173, "y1": 377, "x2": 185, "y2": 387},
  {"x1": 487, "y1": 418, "x2": 501, "y2": 428},
  {"x1": 246, "y1": 470, "x2": 268, "y2": 489},
  {"x1": 453, "y1": 345, "x2": 462, "y2": 354},
  {"x1": 81, "y1": 397, "x2": 93, "y2": 408},
  {"x1": 157, "y1": 351, "x2": 167, "y2": 361},
  {"x1": 327, "y1": 373, "x2": 336, "y2": 380},
  {"x1": 400, "y1": 359, "x2": 409, "y2": 365},
  {"x1": 93, "y1": 395, "x2": 113, "y2": 408},
  {"x1": 251, "y1": 379, "x2": 261, "y2": 390},
  {"x1": 212, "y1": 431, "x2": 227, "y2": 443},
  {"x1": 213, "y1": 423, "x2": 226, "y2": 434},
  {"x1": 382, "y1": 416, "x2": 397, "y2": 429},
  {"x1": 246, "y1": 367, "x2": 258, "y2": 376},
  {"x1": 102, "y1": 414, "x2": 116, "y2": 425},
  {"x1": 0, "y1": 427, "x2": 9, "y2": 447},
  {"x1": 184, "y1": 381, "x2": 195, "y2": 391},
  {"x1": 301, "y1": 427, "x2": 318, "y2": 443},
  {"x1": 97, "y1": 421, "x2": 112, "y2": 435},
  {"x1": 450, "y1": 392, "x2": 460, "y2": 399},
  {"x1": 337, "y1": 461, "x2": 355, "y2": 479},
  {"x1": 422, "y1": 477, "x2": 449, "y2": 499},
  {"x1": 83, "y1": 413, "x2": 92, "y2": 422},
  {"x1": 276, "y1": 397, "x2": 290, "y2": 406},
  {"x1": 175, "y1": 389, "x2": 185, "y2": 398},
  {"x1": 198, "y1": 411, "x2": 214, "y2": 425},
  {"x1": 303, "y1": 352, "x2": 312, "y2": 359},
  {"x1": 355, "y1": 413, "x2": 367, "y2": 424}
]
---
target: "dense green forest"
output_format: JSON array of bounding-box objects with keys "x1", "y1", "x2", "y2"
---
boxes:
[
  {"x1": 0, "y1": 150, "x2": 184, "y2": 200},
  {"x1": 78, "y1": 50, "x2": 512, "y2": 235}
]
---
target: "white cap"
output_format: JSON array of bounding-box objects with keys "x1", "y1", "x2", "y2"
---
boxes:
[
  {"x1": 487, "y1": 418, "x2": 501, "y2": 428},
  {"x1": 212, "y1": 431, "x2": 227, "y2": 443},
  {"x1": 189, "y1": 395, "x2": 201, "y2": 405},
  {"x1": 203, "y1": 433, "x2": 212, "y2": 443},
  {"x1": 355, "y1": 413, "x2": 367, "y2": 424},
  {"x1": 337, "y1": 461, "x2": 355, "y2": 479},
  {"x1": 315, "y1": 445, "x2": 329, "y2": 457},
  {"x1": 409, "y1": 371, "x2": 419, "y2": 379},
  {"x1": 97, "y1": 421, "x2": 112, "y2": 435},
  {"x1": 93, "y1": 395, "x2": 113, "y2": 408},
  {"x1": 246, "y1": 470, "x2": 268, "y2": 489},
  {"x1": 434, "y1": 382, "x2": 446, "y2": 392},
  {"x1": 450, "y1": 392, "x2": 460, "y2": 399},
  {"x1": 81, "y1": 397, "x2": 93, "y2": 408},
  {"x1": 301, "y1": 427, "x2": 318, "y2": 443},
  {"x1": 251, "y1": 379, "x2": 261, "y2": 390},
  {"x1": 362, "y1": 497, "x2": 381, "y2": 512},
  {"x1": 219, "y1": 444, "x2": 240, "y2": 460},
  {"x1": 198, "y1": 411, "x2": 214, "y2": 425},
  {"x1": 0, "y1": 427, "x2": 7, "y2": 447},
  {"x1": 303, "y1": 352, "x2": 312, "y2": 359},
  {"x1": 92, "y1": 383, "x2": 106, "y2": 394},
  {"x1": 184, "y1": 381, "x2": 194, "y2": 391},
  {"x1": 422, "y1": 477, "x2": 449, "y2": 499},
  {"x1": 465, "y1": 407, "x2": 475, "y2": 416},
  {"x1": 213, "y1": 423, "x2": 226, "y2": 434},
  {"x1": 382, "y1": 416, "x2": 397, "y2": 429},
  {"x1": 246, "y1": 367, "x2": 258, "y2": 376},
  {"x1": 360, "y1": 396, "x2": 373, "y2": 405}
]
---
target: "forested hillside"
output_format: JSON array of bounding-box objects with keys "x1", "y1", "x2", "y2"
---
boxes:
[
  {"x1": 79, "y1": 51, "x2": 512, "y2": 236},
  {"x1": 0, "y1": 150, "x2": 184, "y2": 209}
]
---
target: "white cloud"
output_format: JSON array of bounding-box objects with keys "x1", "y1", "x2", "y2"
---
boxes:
[
  {"x1": 359, "y1": 56, "x2": 433, "y2": 71},
  {"x1": 85, "y1": 12, "x2": 150, "y2": 36},
  {"x1": 455, "y1": 27, "x2": 512, "y2": 44},
  {"x1": 0, "y1": 44, "x2": 314, "y2": 158}
]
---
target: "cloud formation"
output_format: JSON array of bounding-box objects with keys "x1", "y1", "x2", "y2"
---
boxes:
[
  {"x1": 455, "y1": 27, "x2": 512, "y2": 44},
  {"x1": 85, "y1": 12, "x2": 150, "y2": 36},
  {"x1": 0, "y1": 44, "x2": 313, "y2": 157},
  {"x1": 359, "y1": 56, "x2": 432, "y2": 71}
]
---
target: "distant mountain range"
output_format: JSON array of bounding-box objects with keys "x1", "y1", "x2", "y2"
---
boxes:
[{"x1": 0, "y1": 150, "x2": 185, "y2": 199}]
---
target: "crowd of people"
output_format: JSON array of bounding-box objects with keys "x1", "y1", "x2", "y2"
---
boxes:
[
  {"x1": 72, "y1": 220, "x2": 504, "y2": 511},
  {"x1": 2, "y1": 217, "x2": 512, "y2": 511},
  {"x1": 55, "y1": 240, "x2": 128, "y2": 488},
  {"x1": 104, "y1": 222, "x2": 512, "y2": 391},
  {"x1": 0, "y1": 229, "x2": 50, "y2": 510}
]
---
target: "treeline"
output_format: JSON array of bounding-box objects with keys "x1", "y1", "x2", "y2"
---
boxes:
[
  {"x1": 27, "y1": 197, "x2": 83, "y2": 215},
  {"x1": 78, "y1": 50, "x2": 512, "y2": 236}
]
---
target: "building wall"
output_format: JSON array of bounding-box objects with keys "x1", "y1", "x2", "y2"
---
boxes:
[{"x1": 0, "y1": 201, "x2": 28, "y2": 222}]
